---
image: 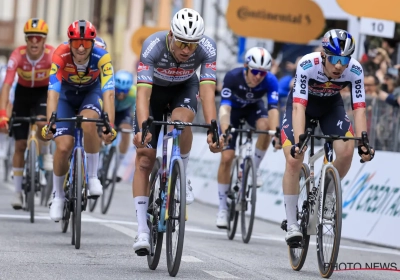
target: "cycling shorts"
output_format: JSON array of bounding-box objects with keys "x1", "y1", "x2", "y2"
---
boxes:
[{"x1": 115, "y1": 108, "x2": 132, "y2": 127}]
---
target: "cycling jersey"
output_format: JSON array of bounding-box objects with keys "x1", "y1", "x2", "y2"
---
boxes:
[
  {"x1": 3, "y1": 45, "x2": 54, "y2": 88},
  {"x1": 137, "y1": 31, "x2": 217, "y2": 87},
  {"x1": 220, "y1": 67, "x2": 279, "y2": 109},
  {"x1": 291, "y1": 52, "x2": 366, "y2": 112},
  {"x1": 115, "y1": 85, "x2": 136, "y2": 112},
  {"x1": 49, "y1": 43, "x2": 114, "y2": 94}
]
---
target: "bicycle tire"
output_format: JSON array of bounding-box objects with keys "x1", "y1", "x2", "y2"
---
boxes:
[
  {"x1": 28, "y1": 140, "x2": 36, "y2": 223},
  {"x1": 317, "y1": 166, "x2": 342, "y2": 278},
  {"x1": 227, "y1": 157, "x2": 239, "y2": 240},
  {"x1": 61, "y1": 171, "x2": 70, "y2": 233},
  {"x1": 73, "y1": 149, "x2": 83, "y2": 249},
  {"x1": 166, "y1": 158, "x2": 186, "y2": 277},
  {"x1": 289, "y1": 163, "x2": 311, "y2": 271},
  {"x1": 101, "y1": 146, "x2": 118, "y2": 214},
  {"x1": 240, "y1": 157, "x2": 257, "y2": 243},
  {"x1": 147, "y1": 157, "x2": 163, "y2": 270}
]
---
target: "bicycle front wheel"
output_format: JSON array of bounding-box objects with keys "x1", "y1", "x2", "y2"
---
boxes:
[
  {"x1": 101, "y1": 146, "x2": 118, "y2": 214},
  {"x1": 289, "y1": 163, "x2": 311, "y2": 271},
  {"x1": 147, "y1": 157, "x2": 163, "y2": 270},
  {"x1": 72, "y1": 149, "x2": 83, "y2": 249},
  {"x1": 166, "y1": 158, "x2": 186, "y2": 277},
  {"x1": 240, "y1": 157, "x2": 257, "y2": 243},
  {"x1": 28, "y1": 140, "x2": 37, "y2": 223},
  {"x1": 227, "y1": 157, "x2": 239, "y2": 240},
  {"x1": 317, "y1": 166, "x2": 342, "y2": 278}
]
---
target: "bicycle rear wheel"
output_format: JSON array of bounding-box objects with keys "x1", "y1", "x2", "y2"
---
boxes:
[
  {"x1": 240, "y1": 157, "x2": 257, "y2": 243},
  {"x1": 227, "y1": 157, "x2": 239, "y2": 240},
  {"x1": 101, "y1": 146, "x2": 118, "y2": 214},
  {"x1": 28, "y1": 140, "x2": 37, "y2": 223},
  {"x1": 72, "y1": 149, "x2": 83, "y2": 249},
  {"x1": 147, "y1": 157, "x2": 163, "y2": 270},
  {"x1": 289, "y1": 163, "x2": 311, "y2": 271},
  {"x1": 317, "y1": 166, "x2": 342, "y2": 278},
  {"x1": 61, "y1": 171, "x2": 70, "y2": 233},
  {"x1": 166, "y1": 158, "x2": 186, "y2": 277}
]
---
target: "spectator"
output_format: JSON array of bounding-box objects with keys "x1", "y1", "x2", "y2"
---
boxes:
[
  {"x1": 381, "y1": 67, "x2": 398, "y2": 94},
  {"x1": 362, "y1": 48, "x2": 391, "y2": 83},
  {"x1": 381, "y1": 38, "x2": 398, "y2": 66}
]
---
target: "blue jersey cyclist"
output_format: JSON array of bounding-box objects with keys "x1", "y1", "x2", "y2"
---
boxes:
[
  {"x1": 43, "y1": 20, "x2": 116, "y2": 222},
  {"x1": 216, "y1": 47, "x2": 281, "y2": 229}
]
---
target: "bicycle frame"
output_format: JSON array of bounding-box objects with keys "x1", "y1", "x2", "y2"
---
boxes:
[{"x1": 68, "y1": 125, "x2": 88, "y2": 190}]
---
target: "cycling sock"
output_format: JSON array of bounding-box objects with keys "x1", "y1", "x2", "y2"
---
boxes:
[
  {"x1": 12, "y1": 168, "x2": 23, "y2": 193},
  {"x1": 119, "y1": 152, "x2": 126, "y2": 163},
  {"x1": 134, "y1": 196, "x2": 150, "y2": 234},
  {"x1": 87, "y1": 153, "x2": 99, "y2": 178},
  {"x1": 39, "y1": 139, "x2": 50, "y2": 155},
  {"x1": 253, "y1": 148, "x2": 267, "y2": 169},
  {"x1": 284, "y1": 194, "x2": 299, "y2": 228},
  {"x1": 53, "y1": 174, "x2": 66, "y2": 199},
  {"x1": 181, "y1": 152, "x2": 190, "y2": 173},
  {"x1": 218, "y1": 183, "x2": 230, "y2": 210}
]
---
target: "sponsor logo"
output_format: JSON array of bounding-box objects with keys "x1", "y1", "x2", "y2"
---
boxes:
[
  {"x1": 199, "y1": 38, "x2": 216, "y2": 57},
  {"x1": 161, "y1": 58, "x2": 168, "y2": 62},
  {"x1": 237, "y1": 7, "x2": 307, "y2": 25},
  {"x1": 142, "y1": 37, "x2": 160, "y2": 58},
  {"x1": 221, "y1": 88, "x2": 231, "y2": 98},
  {"x1": 50, "y1": 63, "x2": 58, "y2": 75},
  {"x1": 271, "y1": 91, "x2": 279, "y2": 101},
  {"x1": 300, "y1": 74, "x2": 307, "y2": 94},
  {"x1": 314, "y1": 57, "x2": 319, "y2": 65},
  {"x1": 156, "y1": 67, "x2": 194, "y2": 76},
  {"x1": 350, "y1": 64, "x2": 362, "y2": 76},
  {"x1": 157, "y1": 62, "x2": 166, "y2": 66},
  {"x1": 101, "y1": 62, "x2": 113, "y2": 76},
  {"x1": 68, "y1": 74, "x2": 93, "y2": 84},
  {"x1": 246, "y1": 92, "x2": 254, "y2": 99},
  {"x1": 354, "y1": 79, "x2": 363, "y2": 98},
  {"x1": 300, "y1": 59, "x2": 312, "y2": 70},
  {"x1": 137, "y1": 62, "x2": 150, "y2": 72},
  {"x1": 205, "y1": 61, "x2": 217, "y2": 71},
  {"x1": 7, "y1": 58, "x2": 17, "y2": 70}
]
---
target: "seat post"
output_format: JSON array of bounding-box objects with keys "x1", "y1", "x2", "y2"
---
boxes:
[{"x1": 309, "y1": 119, "x2": 318, "y2": 157}]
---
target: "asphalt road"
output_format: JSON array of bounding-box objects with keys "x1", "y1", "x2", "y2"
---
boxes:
[{"x1": 0, "y1": 170, "x2": 399, "y2": 280}]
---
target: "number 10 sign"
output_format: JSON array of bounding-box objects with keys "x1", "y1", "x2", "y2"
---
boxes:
[{"x1": 359, "y1": 17, "x2": 395, "y2": 38}]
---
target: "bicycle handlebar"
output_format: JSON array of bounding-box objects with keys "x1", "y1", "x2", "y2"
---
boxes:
[
  {"x1": 8, "y1": 112, "x2": 47, "y2": 137},
  {"x1": 297, "y1": 128, "x2": 373, "y2": 163},
  {"x1": 224, "y1": 125, "x2": 281, "y2": 147},
  {"x1": 140, "y1": 116, "x2": 220, "y2": 148}
]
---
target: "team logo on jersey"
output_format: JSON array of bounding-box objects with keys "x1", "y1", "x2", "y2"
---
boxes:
[
  {"x1": 205, "y1": 61, "x2": 217, "y2": 71},
  {"x1": 300, "y1": 60, "x2": 312, "y2": 70},
  {"x1": 68, "y1": 74, "x2": 93, "y2": 83},
  {"x1": 101, "y1": 62, "x2": 113, "y2": 76},
  {"x1": 350, "y1": 64, "x2": 362, "y2": 76},
  {"x1": 156, "y1": 67, "x2": 194, "y2": 76},
  {"x1": 50, "y1": 63, "x2": 58, "y2": 75},
  {"x1": 137, "y1": 62, "x2": 149, "y2": 72}
]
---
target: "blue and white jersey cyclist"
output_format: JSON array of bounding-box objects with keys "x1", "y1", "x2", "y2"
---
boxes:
[
  {"x1": 215, "y1": 47, "x2": 281, "y2": 229},
  {"x1": 280, "y1": 29, "x2": 375, "y2": 243}
]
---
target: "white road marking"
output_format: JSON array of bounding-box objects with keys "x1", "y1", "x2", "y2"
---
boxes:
[
  {"x1": 0, "y1": 213, "x2": 399, "y2": 256},
  {"x1": 182, "y1": 256, "x2": 203, "y2": 262},
  {"x1": 103, "y1": 223, "x2": 136, "y2": 238},
  {"x1": 203, "y1": 270, "x2": 239, "y2": 279}
]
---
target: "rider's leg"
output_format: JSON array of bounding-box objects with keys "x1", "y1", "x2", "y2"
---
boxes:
[
  {"x1": 11, "y1": 139, "x2": 27, "y2": 209},
  {"x1": 35, "y1": 91, "x2": 53, "y2": 171},
  {"x1": 254, "y1": 117, "x2": 271, "y2": 186},
  {"x1": 118, "y1": 122, "x2": 132, "y2": 163}
]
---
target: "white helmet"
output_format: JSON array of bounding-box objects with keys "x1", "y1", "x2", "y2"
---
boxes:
[
  {"x1": 245, "y1": 47, "x2": 272, "y2": 71},
  {"x1": 170, "y1": 8, "x2": 205, "y2": 41}
]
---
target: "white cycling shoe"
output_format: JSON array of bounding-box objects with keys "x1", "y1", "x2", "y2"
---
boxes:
[
  {"x1": 49, "y1": 197, "x2": 64, "y2": 222},
  {"x1": 133, "y1": 232, "x2": 150, "y2": 256},
  {"x1": 88, "y1": 178, "x2": 103, "y2": 197}
]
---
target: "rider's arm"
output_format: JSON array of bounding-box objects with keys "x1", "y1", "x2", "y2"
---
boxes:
[
  {"x1": 291, "y1": 57, "x2": 310, "y2": 143},
  {"x1": 135, "y1": 85, "x2": 152, "y2": 131},
  {"x1": 46, "y1": 52, "x2": 64, "y2": 121},
  {"x1": 266, "y1": 73, "x2": 280, "y2": 132},
  {"x1": 219, "y1": 105, "x2": 231, "y2": 134},
  {"x1": 218, "y1": 72, "x2": 235, "y2": 133},
  {"x1": 349, "y1": 61, "x2": 367, "y2": 139},
  {"x1": 98, "y1": 52, "x2": 115, "y2": 125},
  {"x1": 46, "y1": 90, "x2": 59, "y2": 121},
  {"x1": 0, "y1": 50, "x2": 19, "y2": 111}
]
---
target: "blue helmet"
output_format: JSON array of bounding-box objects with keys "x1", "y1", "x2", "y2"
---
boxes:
[
  {"x1": 115, "y1": 70, "x2": 134, "y2": 92},
  {"x1": 94, "y1": 36, "x2": 107, "y2": 50},
  {"x1": 322, "y1": 29, "x2": 355, "y2": 56}
]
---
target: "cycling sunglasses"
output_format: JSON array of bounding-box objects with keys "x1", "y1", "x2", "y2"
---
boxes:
[
  {"x1": 70, "y1": 39, "x2": 93, "y2": 49},
  {"x1": 249, "y1": 68, "x2": 267, "y2": 77},
  {"x1": 173, "y1": 35, "x2": 199, "y2": 51},
  {"x1": 26, "y1": 35, "x2": 45, "y2": 43},
  {"x1": 116, "y1": 88, "x2": 129, "y2": 95},
  {"x1": 327, "y1": 55, "x2": 351, "y2": 65}
]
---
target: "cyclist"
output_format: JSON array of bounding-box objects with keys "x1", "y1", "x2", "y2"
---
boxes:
[
  {"x1": 215, "y1": 47, "x2": 281, "y2": 228},
  {"x1": 93, "y1": 37, "x2": 136, "y2": 180},
  {"x1": 113, "y1": 70, "x2": 136, "y2": 180},
  {"x1": 132, "y1": 8, "x2": 224, "y2": 255},
  {"x1": 0, "y1": 18, "x2": 55, "y2": 209},
  {"x1": 281, "y1": 29, "x2": 375, "y2": 243},
  {"x1": 42, "y1": 20, "x2": 116, "y2": 221}
]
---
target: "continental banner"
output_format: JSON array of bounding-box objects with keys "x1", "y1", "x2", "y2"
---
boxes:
[
  {"x1": 337, "y1": 0, "x2": 400, "y2": 23},
  {"x1": 226, "y1": 0, "x2": 325, "y2": 44}
]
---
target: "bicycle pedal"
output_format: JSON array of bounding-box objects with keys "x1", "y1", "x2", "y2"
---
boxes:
[
  {"x1": 280, "y1": 219, "x2": 288, "y2": 232},
  {"x1": 116, "y1": 177, "x2": 122, "y2": 183},
  {"x1": 87, "y1": 195, "x2": 99, "y2": 200},
  {"x1": 287, "y1": 240, "x2": 302, "y2": 248},
  {"x1": 135, "y1": 248, "x2": 149, "y2": 256}
]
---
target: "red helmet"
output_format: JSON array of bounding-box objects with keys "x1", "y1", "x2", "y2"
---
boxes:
[{"x1": 67, "y1": 20, "x2": 96, "y2": 39}]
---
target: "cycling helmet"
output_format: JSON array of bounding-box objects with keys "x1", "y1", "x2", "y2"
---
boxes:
[
  {"x1": 322, "y1": 29, "x2": 355, "y2": 56},
  {"x1": 68, "y1": 20, "x2": 96, "y2": 39},
  {"x1": 170, "y1": 8, "x2": 204, "y2": 41},
  {"x1": 244, "y1": 47, "x2": 272, "y2": 71},
  {"x1": 94, "y1": 37, "x2": 107, "y2": 49},
  {"x1": 24, "y1": 18, "x2": 48, "y2": 35},
  {"x1": 115, "y1": 70, "x2": 134, "y2": 92}
]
